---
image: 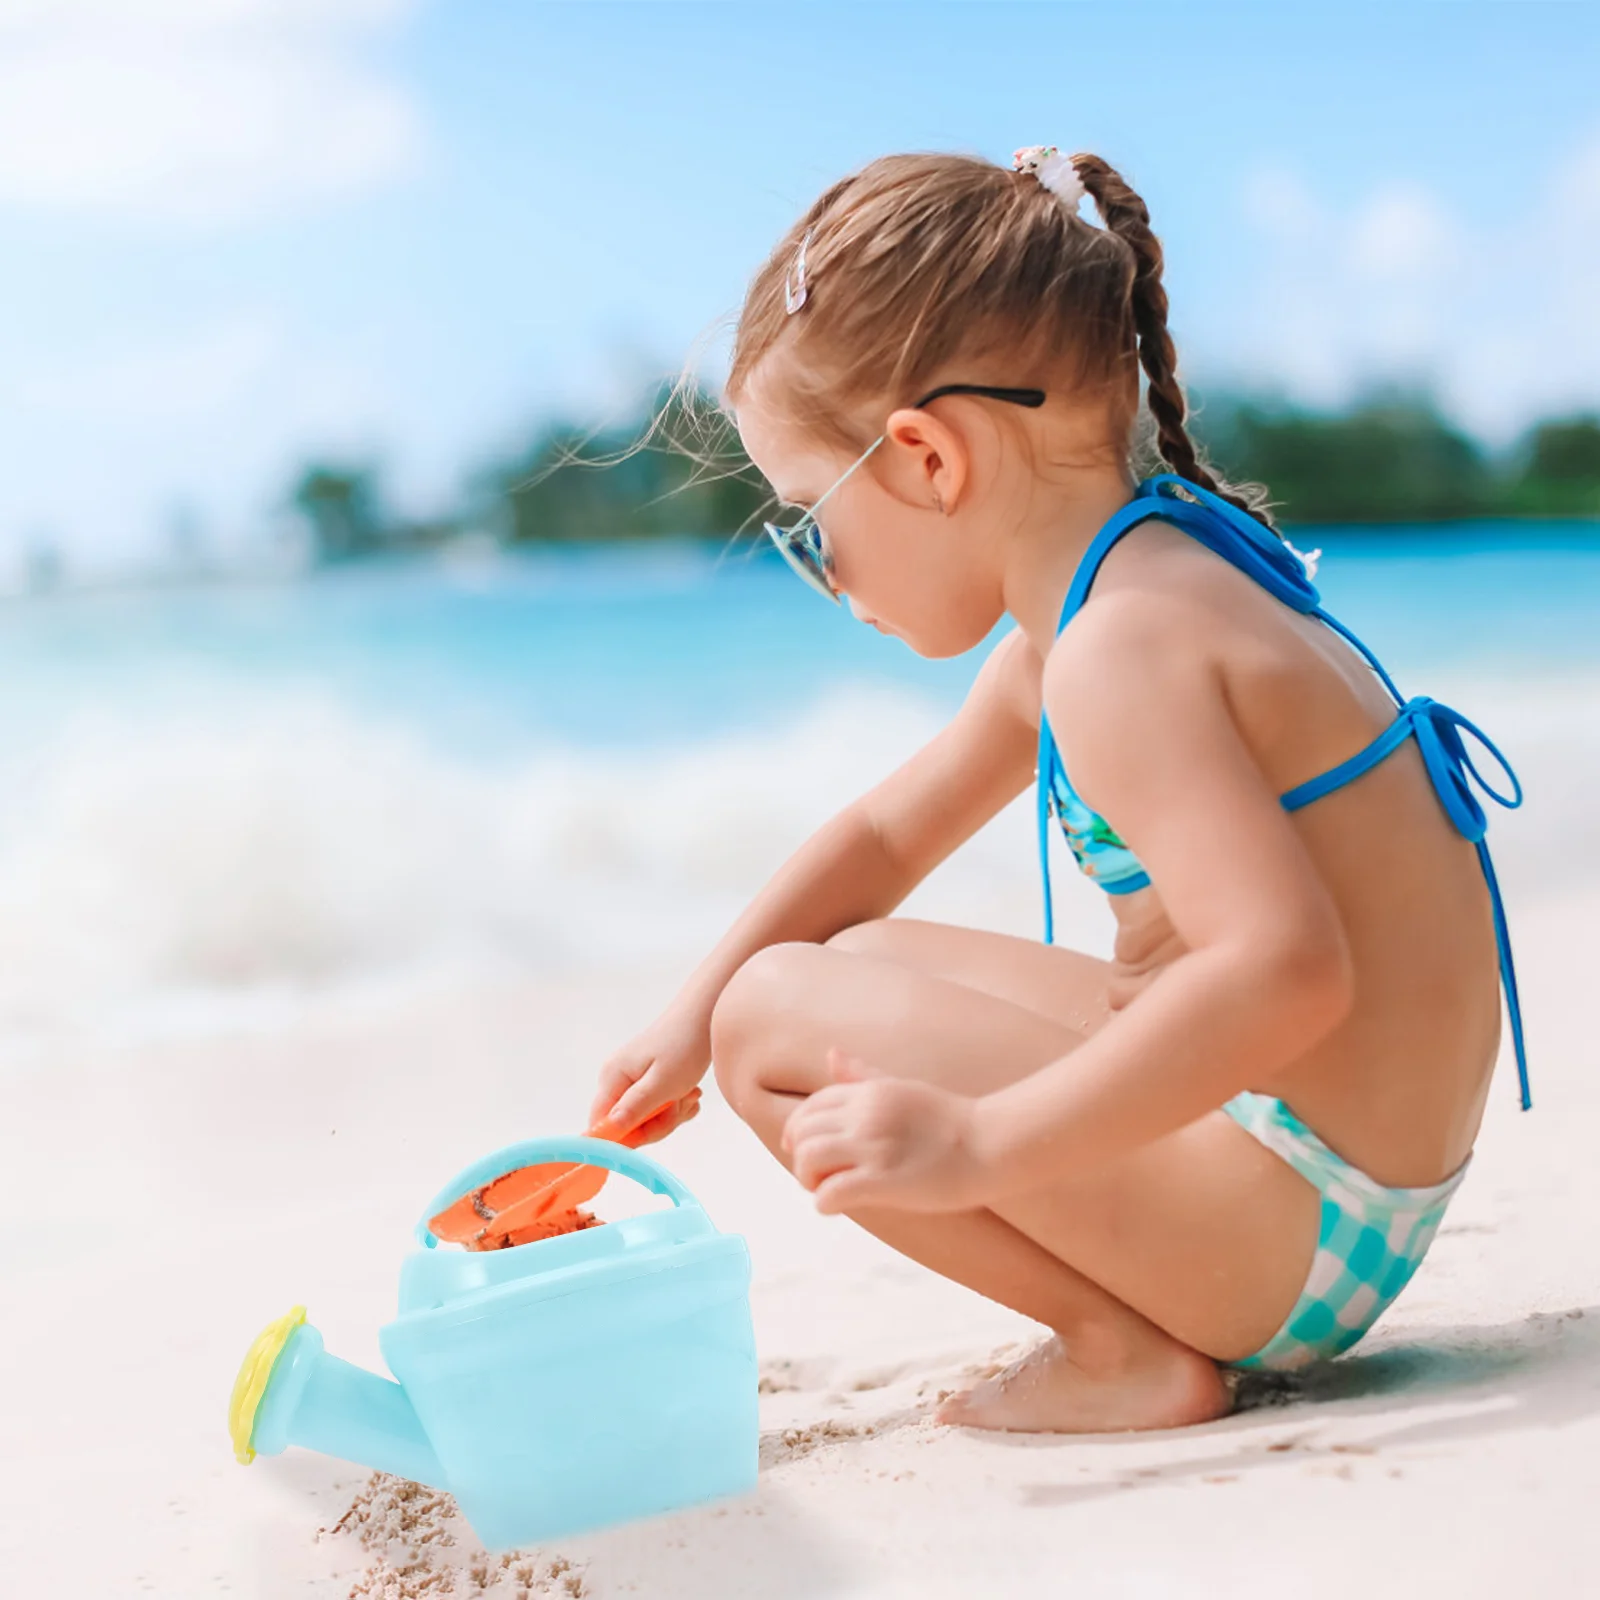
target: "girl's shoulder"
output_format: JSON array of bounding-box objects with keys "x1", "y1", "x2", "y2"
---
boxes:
[
  {"x1": 1058, "y1": 516, "x2": 1277, "y2": 668},
  {"x1": 1055, "y1": 525, "x2": 1225, "y2": 659}
]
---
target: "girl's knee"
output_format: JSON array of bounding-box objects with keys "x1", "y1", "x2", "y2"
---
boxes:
[{"x1": 709, "y1": 941, "x2": 827, "y2": 1108}]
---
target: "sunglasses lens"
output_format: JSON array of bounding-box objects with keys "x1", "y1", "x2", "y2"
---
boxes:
[{"x1": 764, "y1": 522, "x2": 838, "y2": 602}]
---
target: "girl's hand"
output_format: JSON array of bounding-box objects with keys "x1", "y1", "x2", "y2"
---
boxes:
[
  {"x1": 781, "y1": 1048, "x2": 994, "y2": 1214},
  {"x1": 590, "y1": 1005, "x2": 713, "y2": 1148}
]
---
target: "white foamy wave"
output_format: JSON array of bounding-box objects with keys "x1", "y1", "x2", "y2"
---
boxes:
[
  {"x1": 8, "y1": 659, "x2": 1587, "y2": 1055},
  {"x1": 0, "y1": 683, "x2": 1105, "y2": 1049}
]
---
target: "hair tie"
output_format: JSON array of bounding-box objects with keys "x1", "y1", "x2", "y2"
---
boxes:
[{"x1": 1013, "y1": 146, "x2": 1086, "y2": 211}]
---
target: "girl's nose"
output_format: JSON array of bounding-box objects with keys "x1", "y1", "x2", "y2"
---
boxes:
[{"x1": 847, "y1": 595, "x2": 876, "y2": 627}]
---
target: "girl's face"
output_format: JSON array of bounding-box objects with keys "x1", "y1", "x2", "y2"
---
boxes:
[{"x1": 735, "y1": 372, "x2": 1005, "y2": 659}]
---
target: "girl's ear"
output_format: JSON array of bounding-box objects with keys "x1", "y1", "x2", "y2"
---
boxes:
[{"x1": 883, "y1": 405, "x2": 968, "y2": 514}]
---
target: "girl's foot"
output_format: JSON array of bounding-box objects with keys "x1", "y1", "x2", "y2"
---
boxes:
[{"x1": 934, "y1": 1329, "x2": 1230, "y2": 1434}]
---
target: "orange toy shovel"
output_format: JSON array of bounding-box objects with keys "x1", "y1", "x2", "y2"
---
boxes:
[{"x1": 427, "y1": 1105, "x2": 671, "y2": 1251}]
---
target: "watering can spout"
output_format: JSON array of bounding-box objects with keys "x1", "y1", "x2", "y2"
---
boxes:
[{"x1": 230, "y1": 1308, "x2": 446, "y2": 1490}]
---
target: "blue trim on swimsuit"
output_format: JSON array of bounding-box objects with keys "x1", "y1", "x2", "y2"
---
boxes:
[{"x1": 1036, "y1": 473, "x2": 1530, "y2": 1110}]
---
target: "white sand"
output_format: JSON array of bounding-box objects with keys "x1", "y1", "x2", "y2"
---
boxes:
[{"x1": 1, "y1": 876, "x2": 1595, "y2": 1600}]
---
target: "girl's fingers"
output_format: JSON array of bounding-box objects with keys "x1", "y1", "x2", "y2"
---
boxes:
[
  {"x1": 632, "y1": 1104, "x2": 673, "y2": 1138},
  {"x1": 803, "y1": 1084, "x2": 857, "y2": 1115},
  {"x1": 616, "y1": 1088, "x2": 703, "y2": 1147},
  {"x1": 605, "y1": 1076, "x2": 655, "y2": 1133},
  {"x1": 780, "y1": 1105, "x2": 845, "y2": 1153},
  {"x1": 811, "y1": 1171, "x2": 872, "y2": 1214},
  {"x1": 795, "y1": 1092, "x2": 851, "y2": 1123},
  {"x1": 782, "y1": 1096, "x2": 833, "y2": 1145},
  {"x1": 591, "y1": 1071, "x2": 637, "y2": 1128},
  {"x1": 791, "y1": 1135, "x2": 857, "y2": 1191}
]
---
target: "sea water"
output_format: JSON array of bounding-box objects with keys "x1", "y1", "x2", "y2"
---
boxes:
[{"x1": 0, "y1": 525, "x2": 1595, "y2": 1047}]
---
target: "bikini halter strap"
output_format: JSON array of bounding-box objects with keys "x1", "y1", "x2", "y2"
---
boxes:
[{"x1": 1056, "y1": 474, "x2": 1323, "y2": 637}]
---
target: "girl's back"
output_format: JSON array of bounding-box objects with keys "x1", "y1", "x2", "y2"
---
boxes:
[{"x1": 1048, "y1": 517, "x2": 1503, "y2": 1185}]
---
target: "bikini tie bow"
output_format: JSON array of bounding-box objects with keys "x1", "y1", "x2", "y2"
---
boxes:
[
  {"x1": 1282, "y1": 694, "x2": 1529, "y2": 1110},
  {"x1": 1401, "y1": 697, "x2": 1529, "y2": 1110},
  {"x1": 1403, "y1": 696, "x2": 1523, "y2": 843}
]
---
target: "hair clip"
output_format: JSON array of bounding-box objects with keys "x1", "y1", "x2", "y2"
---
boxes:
[
  {"x1": 784, "y1": 227, "x2": 814, "y2": 315},
  {"x1": 1013, "y1": 145, "x2": 1087, "y2": 211}
]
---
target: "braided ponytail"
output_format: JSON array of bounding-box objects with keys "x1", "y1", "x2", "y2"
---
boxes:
[{"x1": 1073, "y1": 155, "x2": 1280, "y2": 535}]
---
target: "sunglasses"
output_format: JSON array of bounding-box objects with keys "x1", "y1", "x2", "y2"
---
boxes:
[{"x1": 762, "y1": 384, "x2": 1046, "y2": 603}]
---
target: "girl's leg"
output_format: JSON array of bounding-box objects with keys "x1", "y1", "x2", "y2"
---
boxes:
[
  {"x1": 710, "y1": 933, "x2": 1321, "y2": 1433},
  {"x1": 823, "y1": 916, "x2": 1117, "y2": 1034}
]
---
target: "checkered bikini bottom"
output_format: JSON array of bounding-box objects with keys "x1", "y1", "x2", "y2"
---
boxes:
[{"x1": 1220, "y1": 1090, "x2": 1471, "y2": 1372}]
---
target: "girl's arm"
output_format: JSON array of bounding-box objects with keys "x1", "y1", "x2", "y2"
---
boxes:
[
  {"x1": 669, "y1": 628, "x2": 1040, "y2": 1020},
  {"x1": 973, "y1": 594, "x2": 1356, "y2": 1197},
  {"x1": 596, "y1": 629, "x2": 1041, "y2": 1135}
]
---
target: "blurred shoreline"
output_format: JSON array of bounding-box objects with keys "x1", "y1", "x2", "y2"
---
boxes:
[
  {"x1": 4, "y1": 505, "x2": 1599, "y2": 604},
  {"x1": 9, "y1": 389, "x2": 1598, "y2": 596}
]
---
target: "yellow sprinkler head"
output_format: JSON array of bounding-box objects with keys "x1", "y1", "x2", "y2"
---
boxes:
[{"x1": 229, "y1": 1305, "x2": 306, "y2": 1465}]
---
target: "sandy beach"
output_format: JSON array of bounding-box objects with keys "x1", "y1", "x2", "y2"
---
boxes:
[{"x1": 2, "y1": 849, "x2": 1594, "y2": 1599}]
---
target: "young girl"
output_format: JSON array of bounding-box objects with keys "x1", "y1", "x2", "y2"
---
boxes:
[{"x1": 587, "y1": 146, "x2": 1528, "y2": 1434}]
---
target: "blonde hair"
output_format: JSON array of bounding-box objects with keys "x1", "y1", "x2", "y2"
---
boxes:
[{"x1": 728, "y1": 151, "x2": 1277, "y2": 532}]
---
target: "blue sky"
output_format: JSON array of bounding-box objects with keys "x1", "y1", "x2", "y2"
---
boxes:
[{"x1": 0, "y1": 0, "x2": 1594, "y2": 578}]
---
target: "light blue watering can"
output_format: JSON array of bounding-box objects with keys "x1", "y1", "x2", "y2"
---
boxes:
[{"x1": 229, "y1": 1136, "x2": 759, "y2": 1550}]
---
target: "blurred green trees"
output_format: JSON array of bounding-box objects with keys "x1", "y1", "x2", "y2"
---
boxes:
[
  {"x1": 1504, "y1": 415, "x2": 1600, "y2": 514},
  {"x1": 1190, "y1": 391, "x2": 1600, "y2": 522},
  {"x1": 486, "y1": 384, "x2": 767, "y2": 545},
  {"x1": 289, "y1": 462, "x2": 459, "y2": 563},
  {"x1": 285, "y1": 387, "x2": 1600, "y2": 562},
  {"x1": 290, "y1": 465, "x2": 388, "y2": 561}
]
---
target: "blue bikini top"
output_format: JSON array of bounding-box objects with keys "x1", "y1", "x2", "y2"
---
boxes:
[{"x1": 1036, "y1": 473, "x2": 1530, "y2": 1109}]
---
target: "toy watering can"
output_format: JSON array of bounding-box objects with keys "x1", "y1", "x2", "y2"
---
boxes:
[{"x1": 229, "y1": 1136, "x2": 758, "y2": 1550}]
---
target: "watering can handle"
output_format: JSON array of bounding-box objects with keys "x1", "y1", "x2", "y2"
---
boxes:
[{"x1": 413, "y1": 1135, "x2": 700, "y2": 1248}]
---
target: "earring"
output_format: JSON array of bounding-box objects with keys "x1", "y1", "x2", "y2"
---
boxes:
[{"x1": 932, "y1": 489, "x2": 946, "y2": 515}]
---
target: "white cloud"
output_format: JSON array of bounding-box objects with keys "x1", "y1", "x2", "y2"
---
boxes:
[
  {"x1": 1347, "y1": 185, "x2": 1460, "y2": 282},
  {"x1": 0, "y1": 306, "x2": 414, "y2": 573},
  {"x1": 1214, "y1": 130, "x2": 1600, "y2": 443},
  {"x1": 0, "y1": 1, "x2": 406, "y2": 25},
  {"x1": 0, "y1": 0, "x2": 423, "y2": 224},
  {"x1": 12, "y1": 316, "x2": 281, "y2": 422},
  {"x1": 1240, "y1": 165, "x2": 1323, "y2": 244}
]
